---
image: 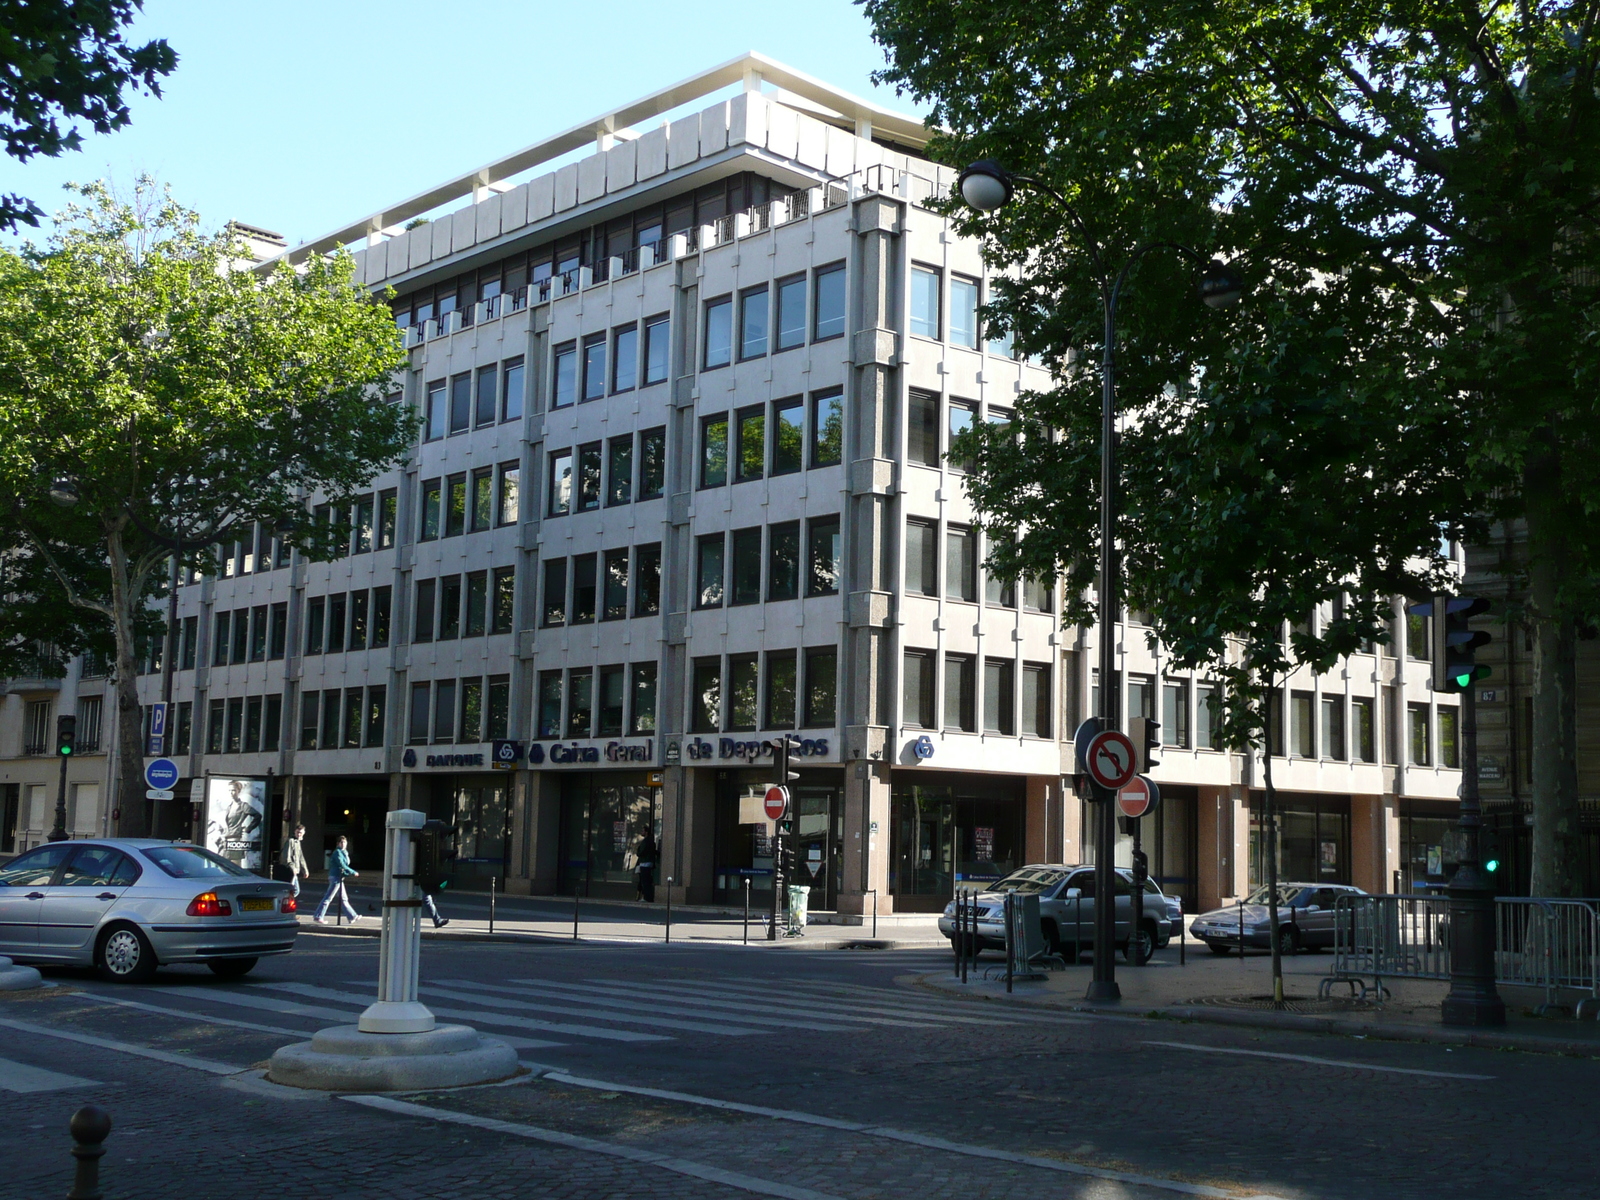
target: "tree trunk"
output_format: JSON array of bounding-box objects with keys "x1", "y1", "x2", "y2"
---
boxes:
[
  {"x1": 1261, "y1": 676, "x2": 1285, "y2": 1004},
  {"x1": 106, "y1": 526, "x2": 150, "y2": 839},
  {"x1": 1525, "y1": 453, "x2": 1581, "y2": 897}
]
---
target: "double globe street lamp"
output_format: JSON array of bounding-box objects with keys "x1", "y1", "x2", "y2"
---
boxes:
[{"x1": 957, "y1": 159, "x2": 1243, "y2": 1002}]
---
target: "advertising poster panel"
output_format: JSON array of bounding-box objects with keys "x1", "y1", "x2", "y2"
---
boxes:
[{"x1": 205, "y1": 777, "x2": 266, "y2": 870}]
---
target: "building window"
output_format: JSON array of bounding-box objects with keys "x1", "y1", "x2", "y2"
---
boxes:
[
  {"x1": 491, "y1": 567, "x2": 515, "y2": 634},
  {"x1": 577, "y1": 442, "x2": 602, "y2": 511},
  {"x1": 947, "y1": 401, "x2": 975, "y2": 472},
  {"x1": 464, "y1": 571, "x2": 489, "y2": 637},
  {"x1": 613, "y1": 323, "x2": 638, "y2": 393},
  {"x1": 297, "y1": 693, "x2": 317, "y2": 751},
  {"x1": 303, "y1": 600, "x2": 323, "y2": 656},
  {"x1": 945, "y1": 525, "x2": 976, "y2": 602},
  {"x1": 767, "y1": 521, "x2": 800, "y2": 601},
  {"x1": 804, "y1": 647, "x2": 837, "y2": 728},
  {"x1": 249, "y1": 604, "x2": 268, "y2": 661},
  {"x1": 449, "y1": 372, "x2": 471, "y2": 435},
  {"x1": 985, "y1": 553, "x2": 1016, "y2": 608},
  {"x1": 537, "y1": 671, "x2": 562, "y2": 739},
  {"x1": 407, "y1": 683, "x2": 429, "y2": 746},
  {"x1": 1023, "y1": 574, "x2": 1053, "y2": 614},
  {"x1": 551, "y1": 341, "x2": 576, "y2": 408},
  {"x1": 903, "y1": 650, "x2": 935, "y2": 729},
  {"x1": 174, "y1": 700, "x2": 193, "y2": 754},
  {"x1": 691, "y1": 657, "x2": 721, "y2": 733},
  {"x1": 944, "y1": 653, "x2": 976, "y2": 731},
  {"x1": 1196, "y1": 684, "x2": 1219, "y2": 749},
  {"x1": 378, "y1": 488, "x2": 397, "y2": 547},
  {"x1": 348, "y1": 592, "x2": 368, "y2": 651},
  {"x1": 459, "y1": 678, "x2": 483, "y2": 744},
  {"x1": 419, "y1": 477, "x2": 442, "y2": 541},
  {"x1": 639, "y1": 427, "x2": 666, "y2": 499},
  {"x1": 603, "y1": 549, "x2": 630, "y2": 620},
  {"x1": 582, "y1": 333, "x2": 607, "y2": 402},
  {"x1": 497, "y1": 463, "x2": 520, "y2": 526},
  {"x1": 739, "y1": 285, "x2": 768, "y2": 359},
  {"x1": 1439, "y1": 706, "x2": 1460, "y2": 768},
  {"x1": 908, "y1": 390, "x2": 939, "y2": 467},
  {"x1": 1407, "y1": 610, "x2": 1431, "y2": 661},
  {"x1": 597, "y1": 665, "x2": 626, "y2": 737},
  {"x1": 910, "y1": 265, "x2": 941, "y2": 339},
  {"x1": 704, "y1": 296, "x2": 732, "y2": 369},
  {"x1": 1161, "y1": 679, "x2": 1190, "y2": 748},
  {"x1": 571, "y1": 554, "x2": 598, "y2": 624},
  {"x1": 1321, "y1": 695, "x2": 1346, "y2": 761},
  {"x1": 548, "y1": 450, "x2": 573, "y2": 516},
  {"x1": 445, "y1": 472, "x2": 467, "y2": 537},
  {"x1": 486, "y1": 676, "x2": 509, "y2": 741},
  {"x1": 696, "y1": 534, "x2": 725, "y2": 608},
  {"x1": 634, "y1": 543, "x2": 662, "y2": 617},
  {"x1": 371, "y1": 587, "x2": 391, "y2": 648},
  {"x1": 735, "y1": 406, "x2": 765, "y2": 482},
  {"x1": 470, "y1": 468, "x2": 494, "y2": 533},
  {"x1": 365, "y1": 687, "x2": 386, "y2": 747},
  {"x1": 413, "y1": 579, "x2": 436, "y2": 643},
  {"x1": 731, "y1": 527, "x2": 762, "y2": 606},
  {"x1": 727, "y1": 654, "x2": 759, "y2": 731},
  {"x1": 772, "y1": 397, "x2": 803, "y2": 475},
  {"x1": 353, "y1": 494, "x2": 375, "y2": 553},
  {"x1": 983, "y1": 658, "x2": 1015, "y2": 736},
  {"x1": 701, "y1": 415, "x2": 729, "y2": 487},
  {"x1": 1409, "y1": 702, "x2": 1431, "y2": 765},
  {"x1": 905, "y1": 518, "x2": 938, "y2": 596},
  {"x1": 813, "y1": 263, "x2": 845, "y2": 341},
  {"x1": 811, "y1": 390, "x2": 843, "y2": 467},
  {"x1": 807, "y1": 516, "x2": 841, "y2": 596},
  {"x1": 437, "y1": 576, "x2": 462, "y2": 640},
  {"x1": 1022, "y1": 663, "x2": 1051, "y2": 737},
  {"x1": 627, "y1": 662, "x2": 658, "y2": 734},
  {"x1": 343, "y1": 688, "x2": 363, "y2": 749},
  {"x1": 433, "y1": 680, "x2": 456, "y2": 744},
  {"x1": 1289, "y1": 690, "x2": 1314, "y2": 757},
  {"x1": 775, "y1": 274, "x2": 806, "y2": 351},
  {"x1": 20, "y1": 699, "x2": 51, "y2": 755},
  {"x1": 181, "y1": 614, "x2": 199, "y2": 669},
  {"x1": 318, "y1": 689, "x2": 339, "y2": 750},
  {"x1": 950, "y1": 275, "x2": 979, "y2": 347},
  {"x1": 607, "y1": 436, "x2": 633, "y2": 506},
  {"x1": 765, "y1": 650, "x2": 797, "y2": 728},
  {"x1": 502, "y1": 356, "x2": 525, "y2": 422},
  {"x1": 1353, "y1": 696, "x2": 1375, "y2": 762},
  {"x1": 475, "y1": 363, "x2": 498, "y2": 428},
  {"x1": 425, "y1": 380, "x2": 446, "y2": 441},
  {"x1": 76, "y1": 695, "x2": 103, "y2": 752},
  {"x1": 643, "y1": 314, "x2": 670, "y2": 386}
]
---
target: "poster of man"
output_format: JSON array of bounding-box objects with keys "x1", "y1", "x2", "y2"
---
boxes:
[{"x1": 205, "y1": 778, "x2": 267, "y2": 870}]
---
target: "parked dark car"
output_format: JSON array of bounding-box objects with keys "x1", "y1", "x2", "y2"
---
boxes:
[{"x1": 1188, "y1": 883, "x2": 1366, "y2": 955}]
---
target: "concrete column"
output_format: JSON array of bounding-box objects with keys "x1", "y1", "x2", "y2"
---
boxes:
[
  {"x1": 1025, "y1": 775, "x2": 1058, "y2": 864},
  {"x1": 1197, "y1": 784, "x2": 1247, "y2": 909},
  {"x1": 1351, "y1": 792, "x2": 1399, "y2": 894},
  {"x1": 1061, "y1": 788, "x2": 1085, "y2": 866},
  {"x1": 659, "y1": 764, "x2": 715, "y2": 904},
  {"x1": 839, "y1": 760, "x2": 892, "y2": 915}
]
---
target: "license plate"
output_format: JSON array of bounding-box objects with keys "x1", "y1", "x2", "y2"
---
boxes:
[{"x1": 240, "y1": 897, "x2": 274, "y2": 912}]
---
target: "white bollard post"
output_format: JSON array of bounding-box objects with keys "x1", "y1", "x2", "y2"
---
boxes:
[{"x1": 359, "y1": 809, "x2": 434, "y2": 1034}]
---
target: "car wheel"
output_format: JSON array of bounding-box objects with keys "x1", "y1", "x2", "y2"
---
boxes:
[
  {"x1": 1124, "y1": 923, "x2": 1156, "y2": 964},
  {"x1": 1206, "y1": 940, "x2": 1233, "y2": 956},
  {"x1": 96, "y1": 923, "x2": 157, "y2": 984},
  {"x1": 207, "y1": 957, "x2": 259, "y2": 980},
  {"x1": 1278, "y1": 925, "x2": 1300, "y2": 956}
]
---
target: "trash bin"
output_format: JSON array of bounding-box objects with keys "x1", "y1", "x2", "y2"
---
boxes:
[{"x1": 786, "y1": 884, "x2": 811, "y2": 936}]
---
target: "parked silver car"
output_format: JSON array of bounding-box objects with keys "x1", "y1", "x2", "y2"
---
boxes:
[
  {"x1": 937, "y1": 864, "x2": 1184, "y2": 963},
  {"x1": 1188, "y1": 882, "x2": 1366, "y2": 955},
  {"x1": 0, "y1": 839, "x2": 298, "y2": 982}
]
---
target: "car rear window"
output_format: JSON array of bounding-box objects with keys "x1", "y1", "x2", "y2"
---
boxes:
[{"x1": 141, "y1": 844, "x2": 252, "y2": 880}]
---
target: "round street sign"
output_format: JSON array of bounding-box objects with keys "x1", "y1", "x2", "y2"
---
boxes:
[
  {"x1": 1085, "y1": 731, "x2": 1137, "y2": 791},
  {"x1": 764, "y1": 785, "x2": 790, "y2": 821},
  {"x1": 1118, "y1": 775, "x2": 1159, "y2": 820},
  {"x1": 144, "y1": 757, "x2": 180, "y2": 791}
]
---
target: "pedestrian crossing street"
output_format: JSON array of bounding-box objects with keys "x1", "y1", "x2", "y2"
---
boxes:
[{"x1": 91, "y1": 967, "x2": 1066, "y2": 1053}]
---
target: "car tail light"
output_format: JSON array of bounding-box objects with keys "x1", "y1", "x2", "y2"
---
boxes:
[
  {"x1": 281, "y1": 894, "x2": 298, "y2": 913},
  {"x1": 186, "y1": 892, "x2": 233, "y2": 917}
]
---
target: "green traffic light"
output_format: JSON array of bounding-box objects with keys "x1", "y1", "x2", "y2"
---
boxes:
[
  {"x1": 58, "y1": 746, "x2": 72, "y2": 756},
  {"x1": 1485, "y1": 857, "x2": 1501, "y2": 873}
]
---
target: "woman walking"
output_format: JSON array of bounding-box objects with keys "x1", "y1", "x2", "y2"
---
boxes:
[{"x1": 313, "y1": 835, "x2": 361, "y2": 924}]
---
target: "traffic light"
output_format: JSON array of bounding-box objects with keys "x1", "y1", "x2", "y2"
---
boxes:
[
  {"x1": 1131, "y1": 847, "x2": 1149, "y2": 886},
  {"x1": 1482, "y1": 826, "x2": 1501, "y2": 875},
  {"x1": 56, "y1": 715, "x2": 76, "y2": 757},
  {"x1": 413, "y1": 819, "x2": 455, "y2": 895},
  {"x1": 1436, "y1": 596, "x2": 1491, "y2": 693},
  {"x1": 769, "y1": 734, "x2": 802, "y2": 787},
  {"x1": 1130, "y1": 715, "x2": 1160, "y2": 773}
]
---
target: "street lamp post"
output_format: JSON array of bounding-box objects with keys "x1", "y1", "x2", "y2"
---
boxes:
[
  {"x1": 45, "y1": 477, "x2": 80, "y2": 843},
  {"x1": 958, "y1": 161, "x2": 1242, "y2": 1001}
]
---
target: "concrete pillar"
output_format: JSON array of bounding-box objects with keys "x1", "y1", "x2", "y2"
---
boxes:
[
  {"x1": 1025, "y1": 775, "x2": 1057, "y2": 864},
  {"x1": 1197, "y1": 784, "x2": 1247, "y2": 909},
  {"x1": 513, "y1": 770, "x2": 560, "y2": 895},
  {"x1": 840, "y1": 760, "x2": 892, "y2": 915},
  {"x1": 1061, "y1": 789, "x2": 1085, "y2": 866},
  {"x1": 1351, "y1": 792, "x2": 1399, "y2": 894},
  {"x1": 659, "y1": 765, "x2": 716, "y2": 904}
]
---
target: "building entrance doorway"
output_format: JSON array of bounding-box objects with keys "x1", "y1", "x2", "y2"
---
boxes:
[{"x1": 557, "y1": 772, "x2": 661, "y2": 899}]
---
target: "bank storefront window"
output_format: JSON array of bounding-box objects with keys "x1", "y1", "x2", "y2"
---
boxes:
[
  {"x1": 1249, "y1": 791, "x2": 1351, "y2": 888},
  {"x1": 557, "y1": 772, "x2": 661, "y2": 899},
  {"x1": 889, "y1": 774, "x2": 1026, "y2": 912}
]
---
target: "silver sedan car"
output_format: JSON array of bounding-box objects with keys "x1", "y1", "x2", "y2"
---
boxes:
[{"x1": 0, "y1": 839, "x2": 298, "y2": 982}]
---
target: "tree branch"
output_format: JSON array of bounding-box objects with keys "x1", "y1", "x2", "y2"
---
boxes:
[{"x1": 16, "y1": 526, "x2": 117, "y2": 623}]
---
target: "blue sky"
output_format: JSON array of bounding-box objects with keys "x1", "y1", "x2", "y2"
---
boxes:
[{"x1": 0, "y1": 0, "x2": 925, "y2": 248}]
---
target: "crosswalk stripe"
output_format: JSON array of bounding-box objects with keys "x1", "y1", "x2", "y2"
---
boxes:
[
  {"x1": 416, "y1": 984, "x2": 764, "y2": 1038},
  {"x1": 258, "y1": 981, "x2": 665, "y2": 1043},
  {"x1": 0, "y1": 1056, "x2": 99, "y2": 1093},
  {"x1": 441, "y1": 978, "x2": 863, "y2": 1033},
  {"x1": 556, "y1": 979, "x2": 944, "y2": 1029},
  {"x1": 695, "y1": 975, "x2": 1070, "y2": 1026},
  {"x1": 616, "y1": 978, "x2": 1025, "y2": 1027},
  {"x1": 84, "y1": 991, "x2": 311, "y2": 1038}
]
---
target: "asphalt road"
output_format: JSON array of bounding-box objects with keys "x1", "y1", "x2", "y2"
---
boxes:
[{"x1": 2, "y1": 930, "x2": 1593, "y2": 1200}]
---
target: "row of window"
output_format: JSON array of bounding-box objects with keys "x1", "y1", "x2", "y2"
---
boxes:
[
  {"x1": 20, "y1": 697, "x2": 105, "y2": 756},
  {"x1": 548, "y1": 428, "x2": 665, "y2": 516},
  {"x1": 406, "y1": 676, "x2": 512, "y2": 746},
  {"x1": 298, "y1": 687, "x2": 387, "y2": 751},
  {"x1": 692, "y1": 519, "x2": 841, "y2": 610},
  {"x1": 698, "y1": 391, "x2": 843, "y2": 490},
  {"x1": 690, "y1": 648, "x2": 838, "y2": 733},
  {"x1": 206, "y1": 693, "x2": 286, "y2": 755},
  {"x1": 903, "y1": 652, "x2": 1053, "y2": 738},
  {"x1": 536, "y1": 663, "x2": 658, "y2": 739},
  {"x1": 541, "y1": 545, "x2": 661, "y2": 627},
  {"x1": 419, "y1": 464, "x2": 520, "y2": 540},
  {"x1": 553, "y1": 317, "x2": 669, "y2": 407},
  {"x1": 412, "y1": 569, "x2": 516, "y2": 644},
  {"x1": 702, "y1": 263, "x2": 846, "y2": 370},
  {"x1": 905, "y1": 519, "x2": 1052, "y2": 609},
  {"x1": 907, "y1": 390, "x2": 1010, "y2": 472},
  {"x1": 304, "y1": 588, "x2": 394, "y2": 656},
  {"x1": 908, "y1": 263, "x2": 1035, "y2": 361},
  {"x1": 214, "y1": 604, "x2": 291, "y2": 666},
  {"x1": 423, "y1": 358, "x2": 526, "y2": 440}
]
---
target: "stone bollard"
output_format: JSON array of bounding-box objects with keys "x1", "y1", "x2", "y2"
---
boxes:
[{"x1": 67, "y1": 1105, "x2": 111, "y2": 1200}]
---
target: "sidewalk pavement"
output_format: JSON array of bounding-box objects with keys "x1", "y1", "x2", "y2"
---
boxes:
[
  {"x1": 294, "y1": 881, "x2": 947, "y2": 949},
  {"x1": 917, "y1": 944, "x2": 1600, "y2": 1057}
]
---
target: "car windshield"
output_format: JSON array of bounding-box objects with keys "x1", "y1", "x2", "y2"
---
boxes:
[
  {"x1": 142, "y1": 844, "x2": 252, "y2": 880},
  {"x1": 1243, "y1": 884, "x2": 1309, "y2": 906},
  {"x1": 987, "y1": 869, "x2": 1068, "y2": 895}
]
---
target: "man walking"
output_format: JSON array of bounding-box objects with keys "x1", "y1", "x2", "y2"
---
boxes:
[{"x1": 282, "y1": 823, "x2": 310, "y2": 901}]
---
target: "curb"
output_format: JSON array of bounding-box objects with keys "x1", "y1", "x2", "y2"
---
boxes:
[{"x1": 298, "y1": 925, "x2": 943, "y2": 952}]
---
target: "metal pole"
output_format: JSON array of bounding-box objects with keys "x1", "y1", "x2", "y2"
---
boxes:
[
  {"x1": 67, "y1": 1105, "x2": 112, "y2": 1200},
  {"x1": 572, "y1": 890, "x2": 579, "y2": 941},
  {"x1": 1087, "y1": 280, "x2": 1121, "y2": 1003},
  {"x1": 665, "y1": 873, "x2": 672, "y2": 944},
  {"x1": 871, "y1": 888, "x2": 878, "y2": 939},
  {"x1": 743, "y1": 876, "x2": 750, "y2": 945},
  {"x1": 1179, "y1": 898, "x2": 1186, "y2": 965},
  {"x1": 50, "y1": 742, "x2": 69, "y2": 842},
  {"x1": 1132, "y1": 821, "x2": 1145, "y2": 965},
  {"x1": 488, "y1": 876, "x2": 495, "y2": 936},
  {"x1": 1443, "y1": 683, "x2": 1506, "y2": 1025},
  {"x1": 1005, "y1": 892, "x2": 1015, "y2": 993}
]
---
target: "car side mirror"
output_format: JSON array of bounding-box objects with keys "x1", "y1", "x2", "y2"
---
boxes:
[
  {"x1": 1305, "y1": 904, "x2": 1320, "y2": 912},
  {"x1": 1065, "y1": 888, "x2": 1082, "y2": 898}
]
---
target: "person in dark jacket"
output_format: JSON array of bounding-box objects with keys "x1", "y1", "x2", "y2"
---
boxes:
[{"x1": 636, "y1": 833, "x2": 658, "y2": 904}]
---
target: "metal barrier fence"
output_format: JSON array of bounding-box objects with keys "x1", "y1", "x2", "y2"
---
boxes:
[{"x1": 1323, "y1": 893, "x2": 1600, "y2": 1010}]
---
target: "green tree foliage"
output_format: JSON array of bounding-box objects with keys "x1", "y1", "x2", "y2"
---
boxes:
[
  {"x1": 0, "y1": 0, "x2": 176, "y2": 231},
  {"x1": 0, "y1": 180, "x2": 413, "y2": 834},
  {"x1": 864, "y1": 0, "x2": 1600, "y2": 891}
]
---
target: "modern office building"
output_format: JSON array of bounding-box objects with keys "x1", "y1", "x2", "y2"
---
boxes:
[{"x1": 0, "y1": 53, "x2": 1463, "y2": 917}]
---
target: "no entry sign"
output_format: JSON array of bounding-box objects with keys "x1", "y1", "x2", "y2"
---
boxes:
[
  {"x1": 1085, "y1": 730, "x2": 1137, "y2": 791},
  {"x1": 1118, "y1": 775, "x2": 1160, "y2": 820},
  {"x1": 764, "y1": 785, "x2": 790, "y2": 820}
]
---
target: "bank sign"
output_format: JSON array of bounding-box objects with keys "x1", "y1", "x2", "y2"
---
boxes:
[
  {"x1": 685, "y1": 736, "x2": 832, "y2": 762},
  {"x1": 528, "y1": 739, "x2": 656, "y2": 765}
]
